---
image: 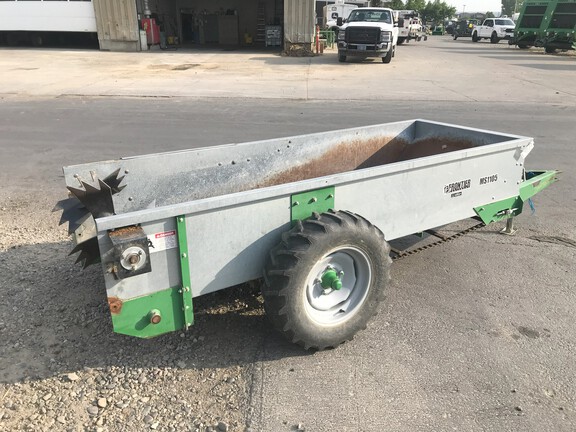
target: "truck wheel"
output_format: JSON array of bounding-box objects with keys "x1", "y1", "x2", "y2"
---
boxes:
[
  {"x1": 545, "y1": 46, "x2": 557, "y2": 54},
  {"x1": 382, "y1": 47, "x2": 393, "y2": 63},
  {"x1": 338, "y1": 54, "x2": 346, "y2": 63},
  {"x1": 518, "y1": 44, "x2": 529, "y2": 49},
  {"x1": 472, "y1": 32, "x2": 479, "y2": 42},
  {"x1": 490, "y1": 32, "x2": 499, "y2": 44},
  {"x1": 262, "y1": 210, "x2": 391, "y2": 350},
  {"x1": 397, "y1": 38, "x2": 405, "y2": 45},
  {"x1": 453, "y1": 33, "x2": 458, "y2": 40}
]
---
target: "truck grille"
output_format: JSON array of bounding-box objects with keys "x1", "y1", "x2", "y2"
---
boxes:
[{"x1": 346, "y1": 27, "x2": 380, "y2": 44}]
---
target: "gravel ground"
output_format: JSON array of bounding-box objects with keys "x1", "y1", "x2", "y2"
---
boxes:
[{"x1": 0, "y1": 190, "x2": 265, "y2": 432}]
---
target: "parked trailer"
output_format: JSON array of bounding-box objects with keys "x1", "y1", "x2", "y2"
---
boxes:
[
  {"x1": 55, "y1": 120, "x2": 557, "y2": 350},
  {"x1": 511, "y1": 0, "x2": 576, "y2": 52},
  {"x1": 452, "y1": 19, "x2": 479, "y2": 39}
]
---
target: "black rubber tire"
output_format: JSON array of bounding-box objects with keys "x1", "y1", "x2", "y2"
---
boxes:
[
  {"x1": 490, "y1": 32, "x2": 499, "y2": 44},
  {"x1": 338, "y1": 54, "x2": 346, "y2": 63},
  {"x1": 472, "y1": 32, "x2": 479, "y2": 42},
  {"x1": 382, "y1": 47, "x2": 393, "y2": 63},
  {"x1": 518, "y1": 44, "x2": 529, "y2": 49},
  {"x1": 545, "y1": 46, "x2": 557, "y2": 54},
  {"x1": 453, "y1": 33, "x2": 458, "y2": 40},
  {"x1": 397, "y1": 38, "x2": 405, "y2": 45},
  {"x1": 262, "y1": 210, "x2": 391, "y2": 350}
]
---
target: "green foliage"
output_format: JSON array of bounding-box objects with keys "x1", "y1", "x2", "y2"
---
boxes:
[
  {"x1": 406, "y1": 0, "x2": 426, "y2": 10},
  {"x1": 502, "y1": 0, "x2": 523, "y2": 16},
  {"x1": 383, "y1": 0, "x2": 406, "y2": 9},
  {"x1": 486, "y1": 11, "x2": 495, "y2": 18},
  {"x1": 420, "y1": 0, "x2": 457, "y2": 24},
  {"x1": 381, "y1": 0, "x2": 457, "y2": 23}
]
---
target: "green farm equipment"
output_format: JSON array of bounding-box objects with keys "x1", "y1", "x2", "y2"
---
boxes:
[
  {"x1": 55, "y1": 120, "x2": 557, "y2": 350},
  {"x1": 512, "y1": 0, "x2": 576, "y2": 52}
]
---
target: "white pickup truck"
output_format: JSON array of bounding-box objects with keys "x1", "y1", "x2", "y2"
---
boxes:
[
  {"x1": 336, "y1": 7, "x2": 398, "y2": 64},
  {"x1": 472, "y1": 18, "x2": 516, "y2": 43}
]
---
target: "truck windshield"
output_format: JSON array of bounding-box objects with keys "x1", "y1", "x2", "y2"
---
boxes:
[
  {"x1": 348, "y1": 10, "x2": 391, "y2": 24},
  {"x1": 495, "y1": 19, "x2": 515, "y2": 26}
]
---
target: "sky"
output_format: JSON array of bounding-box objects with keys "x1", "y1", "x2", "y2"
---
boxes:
[{"x1": 444, "y1": 0, "x2": 502, "y2": 13}]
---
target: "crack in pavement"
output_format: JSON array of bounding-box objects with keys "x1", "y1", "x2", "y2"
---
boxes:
[{"x1": 529, "y1": 236, "x2": 576, "y2": 249}]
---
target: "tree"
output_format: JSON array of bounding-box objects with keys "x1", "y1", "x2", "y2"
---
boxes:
[
  {"x1": 420, "y1": 0, "x2": 457, "y2": 24},
  {"x1": 406, "y1": 0, "x2": 426, "y2": 11},
  {"x1": 382, "y1": 0, "x2": 406, "y2": 9},
  {"x1": 502, "y1": 0, "x2": 523, "y2": 16},
  {"x1": 486, "y1": 11, "x2": 495, "y2": 18}
]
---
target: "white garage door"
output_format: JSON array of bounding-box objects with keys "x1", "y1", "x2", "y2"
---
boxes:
[{"x1": 0, "y1": 0, "x2": 97, "y2": 32}]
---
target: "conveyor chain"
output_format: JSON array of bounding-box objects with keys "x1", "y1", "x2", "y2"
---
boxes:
[{"x1": 390, "y1": 221, "x2": 486, "y2": 261}]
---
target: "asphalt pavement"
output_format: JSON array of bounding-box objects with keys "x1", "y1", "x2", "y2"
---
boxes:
[{"x1": 1, "y1": 37, "x2": 575, "y2": 432}]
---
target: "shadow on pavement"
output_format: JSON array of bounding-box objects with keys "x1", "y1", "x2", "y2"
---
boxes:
[{"x1": 0, "y1": 239, "x2": 309, "y2": 385}]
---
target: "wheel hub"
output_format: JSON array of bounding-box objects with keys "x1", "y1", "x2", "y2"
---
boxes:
[{"x1": 304, "y1": 248, "x2": 372, "y2": 325}]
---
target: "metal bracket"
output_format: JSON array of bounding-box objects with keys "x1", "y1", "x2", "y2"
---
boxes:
[
  {"x1": 291, "y1": 186, "x2": 335, "y2": 223},
  {"x1": 176, "y1": 215, "x2": 194, "y2": 330},
  {"x1": 108, "y1": 225, "x2": 152, "y2": 279},
  {"x1": 500, "y1": 210, "x2": 517, "y2": 236}
]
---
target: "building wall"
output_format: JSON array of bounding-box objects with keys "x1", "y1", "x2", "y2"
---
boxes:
[
  {"x1": 285, "y1": 0, "x2": 314, "y2": 47},
  {"x1": 91, "y1": 0, "x2": 314, "y2": 51},
  {"x1": 93, "y1": 0, "x2": 140, "y2": 51}
]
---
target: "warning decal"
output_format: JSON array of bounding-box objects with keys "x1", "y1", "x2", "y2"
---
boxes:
[{"x1": 147, "y1": 230, "x2": 177, "y2": 253}]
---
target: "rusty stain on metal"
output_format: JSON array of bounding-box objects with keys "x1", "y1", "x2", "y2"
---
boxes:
[
  {"x1": 108, "y1": 225, "x2": 146, "y2": 245},
  {"x1": 259, "y1": 136, "x2": 476, "y2": 188},
  {"x1": 108, "y1": 297, "x2": 123, "y2": 315},
  {"x1": 396, "y1": 137, "x2": 475, "y2": 161}
]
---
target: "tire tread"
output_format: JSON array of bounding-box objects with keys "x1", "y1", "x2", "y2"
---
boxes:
[{"x1": 262, "y1": 211, "x2": 391, "y2": 350}]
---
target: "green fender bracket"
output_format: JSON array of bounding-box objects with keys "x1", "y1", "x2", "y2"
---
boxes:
[
  {"x1": 110, "y1": 287, "x2": 185, "y2": 339},
  {"x1": 109, "y1": 214, "x2": 194, "y2": 338},
  {"x1": 474, "y1": 170, "x2": 558, "y2": 224},
  {"x1": 291, "y1": 186, "x2": 335, "y2": 223}
]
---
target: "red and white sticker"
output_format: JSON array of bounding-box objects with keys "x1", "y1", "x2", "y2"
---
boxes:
[{"x1": 147, "y1": 230, "x2": 177, "y2": 253}]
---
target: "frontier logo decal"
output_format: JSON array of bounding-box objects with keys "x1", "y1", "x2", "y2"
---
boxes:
[{"x1": 444, "y1": 179, "x2": 471, "y2": 198}]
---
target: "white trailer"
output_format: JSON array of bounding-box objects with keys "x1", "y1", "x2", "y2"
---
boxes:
[{"x1": 323, "y1": 3, "x2": 358, "y2": 31}]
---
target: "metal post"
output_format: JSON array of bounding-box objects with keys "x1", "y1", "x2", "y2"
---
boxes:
[{"x1": 500, "y1": 210, "x2": 517, "y2": 235}]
